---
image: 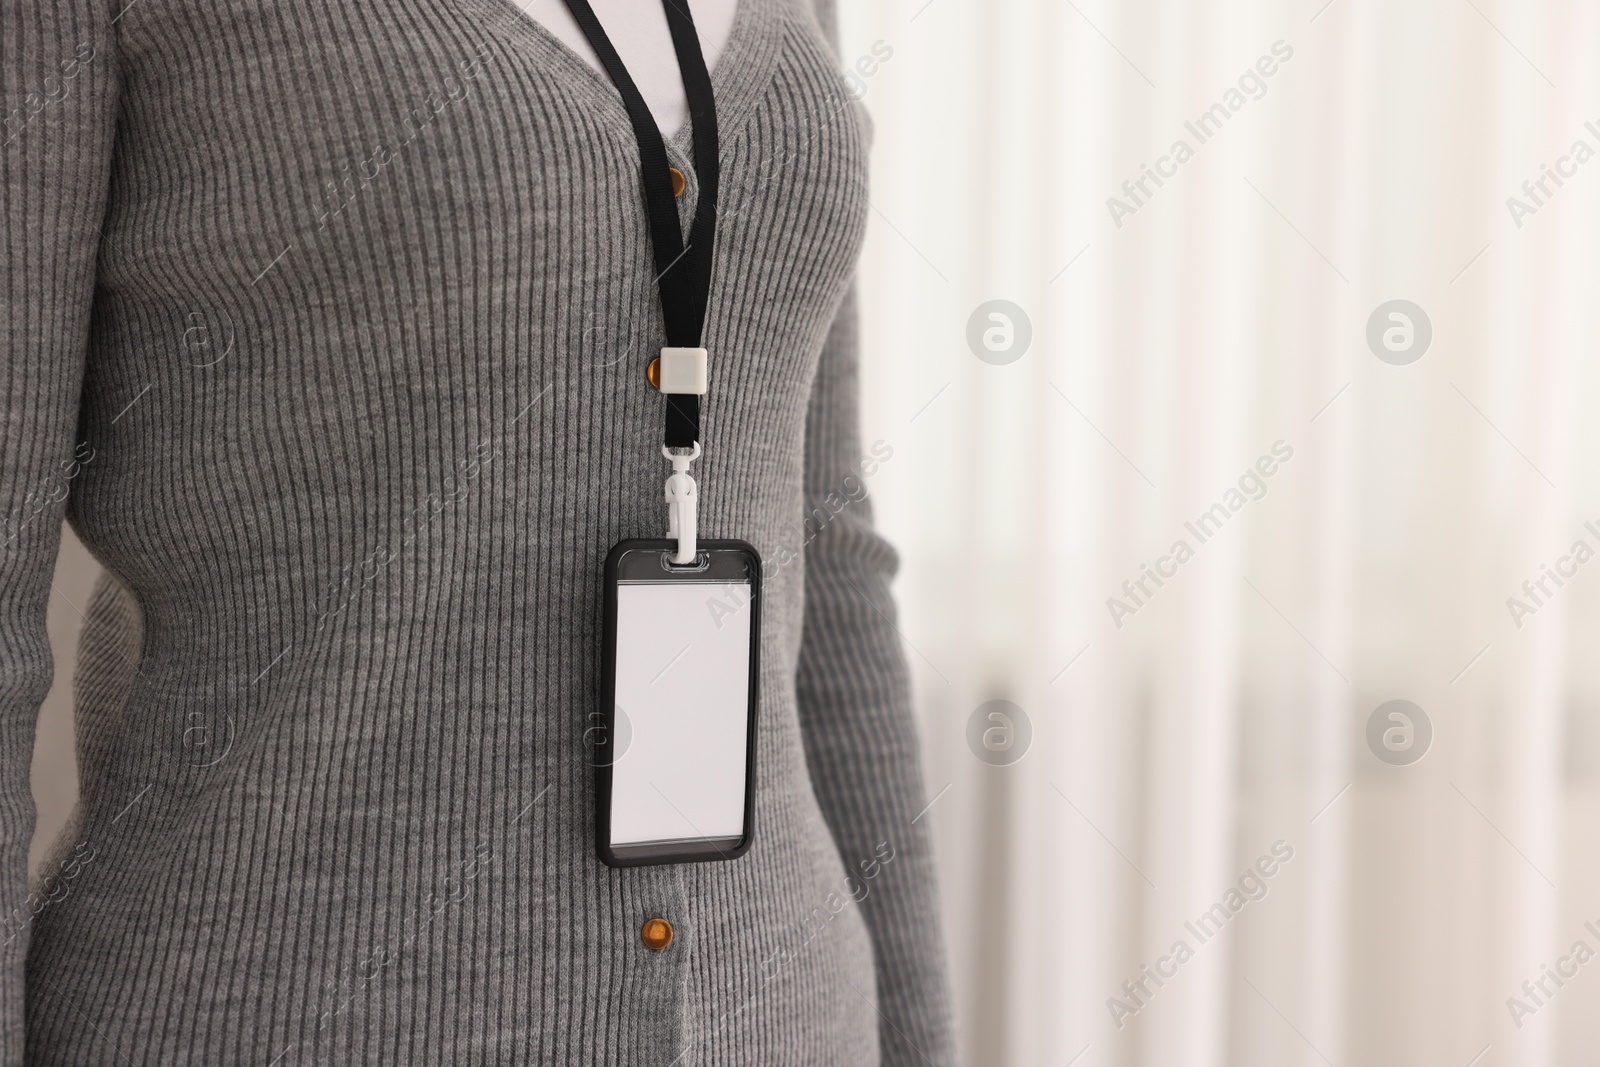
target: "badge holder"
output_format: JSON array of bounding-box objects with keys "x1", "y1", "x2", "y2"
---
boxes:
[{"x1": 596, "y1": 535, "x2": 760, "y2": 868}]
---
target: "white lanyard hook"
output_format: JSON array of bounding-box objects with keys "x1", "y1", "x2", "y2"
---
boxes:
[{"x1": 663, "y1": 442, "x2": 701, "y2": 564}]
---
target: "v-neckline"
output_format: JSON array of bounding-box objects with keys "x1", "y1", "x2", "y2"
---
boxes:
[{"x1": 460, "y1": 0, "x2": 780, "y2": 159}]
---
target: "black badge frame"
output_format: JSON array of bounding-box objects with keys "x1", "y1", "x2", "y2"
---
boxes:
[{"x1": 595, "y1": 540, "x2": 761, "y2": 867}]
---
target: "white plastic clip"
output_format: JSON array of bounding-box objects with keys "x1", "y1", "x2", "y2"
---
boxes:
[
  {"x1": 663, "y1": 442, "x2": 701, "y2": 565},
  {"x1": 657, "y1": 347, "x2": 708, "y2": 395}
]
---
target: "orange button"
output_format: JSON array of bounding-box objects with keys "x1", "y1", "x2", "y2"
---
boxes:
[
  {"x1": 641, "y1": 917, "x2": 673, "y2": 951},
  {"x1": 669, "y1": 167, "x2": 685, "y2": 197},
  {"x1": 646, "y1": 356, "x2": 661, "y2": 390}
]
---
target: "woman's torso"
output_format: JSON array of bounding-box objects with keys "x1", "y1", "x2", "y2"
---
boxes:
[{"x1": 28, "y1": 0, "x2": 877, "y2": 1062}]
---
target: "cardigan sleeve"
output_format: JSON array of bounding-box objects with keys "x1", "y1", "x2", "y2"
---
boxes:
[
  {"x1": 0, "y1": 0, "x2": 119, "y2": 1059},
  {"x1": 795, "y1": 286, "x2": 959, "y2": 1066}
]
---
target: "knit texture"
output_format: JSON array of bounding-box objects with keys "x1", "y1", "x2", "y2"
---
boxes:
[{"x1": 0, "y1": 0, "x2": 957, "y2": 1062}]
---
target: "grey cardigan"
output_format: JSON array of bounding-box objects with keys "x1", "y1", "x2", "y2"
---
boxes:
[{"x1": 1, "y1": 0, "x2": 956, "y2": 1062}]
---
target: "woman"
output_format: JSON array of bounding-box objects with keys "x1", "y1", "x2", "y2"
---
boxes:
[{"x1": 2, "y1": 0, "x2": 955, "y2": 1062}]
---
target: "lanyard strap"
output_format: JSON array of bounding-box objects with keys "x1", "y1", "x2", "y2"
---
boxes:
[{"x1": 561, "y1": 0, "x2": 720, "y2": 451}]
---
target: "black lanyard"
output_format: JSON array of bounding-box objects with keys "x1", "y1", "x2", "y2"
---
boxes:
[{"x1": 561, "y1": 0, "x2": 719, "y2": 451}]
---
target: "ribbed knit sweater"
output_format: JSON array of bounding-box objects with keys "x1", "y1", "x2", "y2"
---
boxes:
[{"x1": 0, "y1": 0, "x2": 957, "y2": 1062}]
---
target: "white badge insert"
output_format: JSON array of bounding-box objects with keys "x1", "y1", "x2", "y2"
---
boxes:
[{"x1": 610, "y1": 576, "x2": 752, "y2": 846}]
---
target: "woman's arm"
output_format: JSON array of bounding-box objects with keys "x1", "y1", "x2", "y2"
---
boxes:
[
  {"x1": 796, "y1": 287, "x2": 959, "y2": 1066},
  {"x1": 1, "y1": 0, "x2": 119, "y2": 1059}
]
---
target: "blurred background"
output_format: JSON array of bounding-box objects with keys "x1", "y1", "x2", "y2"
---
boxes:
[{"x1": 35, "y1": 0, "x2": 1600, "y2": 1064}]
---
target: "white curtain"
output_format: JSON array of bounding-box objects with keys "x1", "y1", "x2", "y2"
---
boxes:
[{"x1": 839, "y1": 0, "x2": 1600, "y2": 1063}]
